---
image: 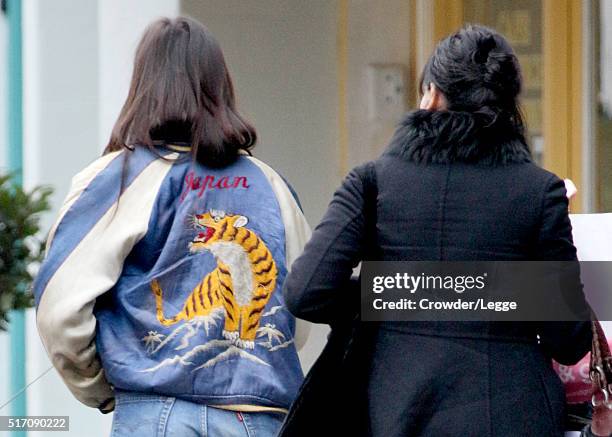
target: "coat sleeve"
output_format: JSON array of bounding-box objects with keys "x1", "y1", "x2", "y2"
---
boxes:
[
  {"x1": 535, "y1": 175, "x2": 592, "y2": 365},
  {"x1": 33, "y1": 151, "x2": 174, "y2": 411},
  {"x1": 283, "y1": 164, "x2": 371, "y2": 325}
]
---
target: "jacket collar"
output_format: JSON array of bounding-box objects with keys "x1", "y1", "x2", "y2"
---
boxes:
[{"x1": 385, "y1": 110, "x2": 532, "y2": 165}]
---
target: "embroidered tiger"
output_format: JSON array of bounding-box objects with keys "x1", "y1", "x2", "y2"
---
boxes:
[{"x1": 150, "y1": 210, "x2": 278, "y2": 349}]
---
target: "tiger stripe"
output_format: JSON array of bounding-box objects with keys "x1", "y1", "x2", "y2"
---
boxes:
[
  {"x1": 190, "y1": 291, "x2": 198, "y2": 313},
  {"x1": 252, "y1": 251, "x2": 270, "y2": 264},
  {"x1": 254, "y1": 261, "x2": 274, "y2": 275},
  {"x1": 152, "y1": 211, "x2": 279, "y2": 346},
  {"x1": 237, "y1": 229, "x2": 250, "y2": 245},
  {"x1": 197, "y1": 282, "x2": 206, "y2": 310},
  {"x1": 246, "y1": 239, "x2": 260, "y2": 254},
  {"x1": 259, "y1": 279, "x2": 273, "y2": 287},
  {"x1": 218, "y1": 221, "x2": 228, "y2": 239}
]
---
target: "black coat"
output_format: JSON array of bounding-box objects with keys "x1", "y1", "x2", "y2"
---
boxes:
[{"x1": 281, "y1": 110, "x2": 592, "y2": 437}]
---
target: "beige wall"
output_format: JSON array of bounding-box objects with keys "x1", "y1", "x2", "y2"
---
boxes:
[{"x1": 346, "y1": 0, "x2": 414, "y2": 169}]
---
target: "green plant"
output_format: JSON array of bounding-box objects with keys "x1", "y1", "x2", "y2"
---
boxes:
[{"x1": 0, "y1": 173, "x2": 52, "y2": 331}]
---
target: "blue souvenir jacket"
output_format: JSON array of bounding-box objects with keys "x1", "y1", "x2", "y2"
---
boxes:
[{"x1": 33, "y1": 146, "x2": 311, "y2": 412}]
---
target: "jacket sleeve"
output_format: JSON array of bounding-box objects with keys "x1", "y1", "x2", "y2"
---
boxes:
[
  {"x1": 535, "y1": 175, "x2": 592, "y2": 365},
  {"x1": 246, "y1": 157, "x2": 312, "y2": 348},
  {"x1": 283, "y1": 164, "x2": 370, "y2": 325},
  {"x1": 33, "y1": 151, "x2": 173, "y2": 411}
]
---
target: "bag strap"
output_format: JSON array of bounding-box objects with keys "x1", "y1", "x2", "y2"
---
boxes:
[
  {"x1": 361, "y1": 161, "x2": 378, "y2": 257},
  {"x1": 590, "y1": 320, "x2": 612, "y2": 409},
  {"x1": 341, "y1": 162, "x2": 378, "y2": 348}
]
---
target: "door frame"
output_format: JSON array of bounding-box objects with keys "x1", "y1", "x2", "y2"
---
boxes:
[{"x1": 414, "y1": 0, "x2": 588, "y2": 212}]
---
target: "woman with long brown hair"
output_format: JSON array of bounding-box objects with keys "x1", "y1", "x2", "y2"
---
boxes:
[{"x1": 34, "y1": 17, "x2": 310, "y2": 436}]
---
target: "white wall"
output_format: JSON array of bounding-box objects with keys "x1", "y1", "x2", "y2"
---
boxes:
[
  {"x1": 23, "y1": 0, "x2": 100, "y2": 213},
  {"x1": 98, "y1": 0, "x2": 180, "y2": 149}
]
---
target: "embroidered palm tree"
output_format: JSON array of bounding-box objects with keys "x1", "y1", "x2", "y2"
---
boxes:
[
  {"x1": 142, "y1": 331, "x2": 165, "y2": 353},
  {"x1": 257, "y1": 323, "x2": 285, "y2": 348}
]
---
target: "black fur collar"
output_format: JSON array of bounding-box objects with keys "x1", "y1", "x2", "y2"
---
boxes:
[{"x1": 385, "y1": 110, "x2": 532, "y2": 165}]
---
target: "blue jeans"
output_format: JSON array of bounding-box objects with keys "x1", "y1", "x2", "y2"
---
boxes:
[{"x1": 110, "y1": 391, "x2": 285, "y2": 437}]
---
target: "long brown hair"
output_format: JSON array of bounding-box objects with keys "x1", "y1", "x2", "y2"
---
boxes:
[{"x1": 105, "y1": 17, "x2": 256, "y2": 167}]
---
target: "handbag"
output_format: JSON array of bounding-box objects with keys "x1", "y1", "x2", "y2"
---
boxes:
[
  {"x1": 580, "y1": 320, "x2": 612, "y2": 436},
  {"x1": 278, "y1": 162, "x2": 379, "y2": 437}
]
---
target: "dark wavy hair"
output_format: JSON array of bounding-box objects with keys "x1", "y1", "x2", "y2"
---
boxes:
[
  {"x1": 105, "y1": 17, "x2": 256, "y2": 168},
  {"x1": 389, "y1": 25, "x2": 531, "y2": 165}
]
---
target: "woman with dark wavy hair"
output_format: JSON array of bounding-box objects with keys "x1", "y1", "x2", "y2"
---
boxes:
[{"x1": 281, "y1": 25, "x2": 591, "y2": 436}]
